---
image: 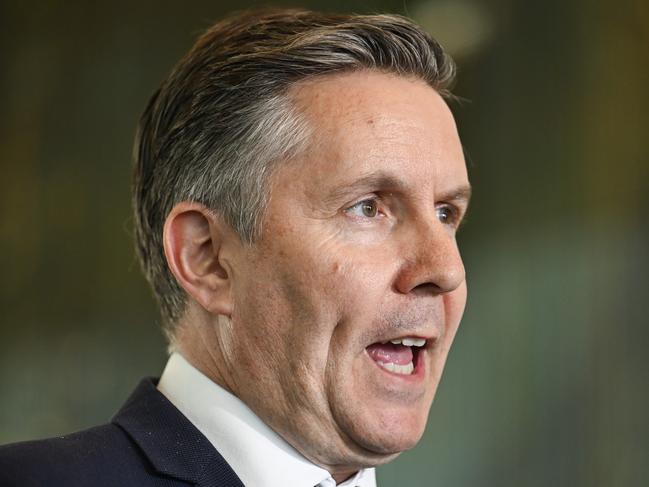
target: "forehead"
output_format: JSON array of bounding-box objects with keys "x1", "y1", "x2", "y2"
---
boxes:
[{"x1": 286, "y1": 71, "x2": 467, "y2": 194}]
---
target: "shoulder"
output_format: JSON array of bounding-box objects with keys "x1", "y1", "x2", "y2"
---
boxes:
[
  {"x1": 0, "y1": 377, "x2": 243, "y2": 487},
  {"x1": 0, "y1": 422, "x2": 185, "y2": 487},
  {"x1": 0, "y1": 423, "x2": 140, "y2": 486}
]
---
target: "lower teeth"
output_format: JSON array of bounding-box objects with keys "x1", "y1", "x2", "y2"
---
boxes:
[{"x1": 377, "y1": 361, "x2": 414, "y2": 375}]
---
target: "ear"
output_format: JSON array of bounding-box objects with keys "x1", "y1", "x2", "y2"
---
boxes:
[{"x1": 163, "y1": 202, "x2": 238, "y2": 316}]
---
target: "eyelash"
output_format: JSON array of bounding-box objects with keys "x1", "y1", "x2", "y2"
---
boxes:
[
  {"x1": 436, "y1": 204, "x2": 462, "y2": 227},
  {"x1": 346, "y1": 198, "x2": 464, "y2": 229},
  {"x1": 346, "y1": 198, "x2": 384, "y2": 219}
]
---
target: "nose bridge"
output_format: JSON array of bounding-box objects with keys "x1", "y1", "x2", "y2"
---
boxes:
[{"x1": 395, "y1": 216, "x2": 465, "y2": 295}]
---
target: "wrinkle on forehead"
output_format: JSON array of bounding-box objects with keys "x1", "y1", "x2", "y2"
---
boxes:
[
  {"x1": 288, "y1": 70, "x2": 463, "y2": 170},
  {"x1": 290, "y1": 70, "x2": 454, "y2": 127}
]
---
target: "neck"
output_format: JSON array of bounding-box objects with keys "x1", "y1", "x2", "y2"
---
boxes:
[
  {"x1": 332, "y1": 468, "x2": 358, "y2": 484},
  {"x1": 173, "y1": 312, "x2": 239, "y2": 397}
]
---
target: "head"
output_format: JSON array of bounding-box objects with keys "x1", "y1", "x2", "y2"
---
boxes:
[{"x1": 133, "y1": 9, "x2": 469, "y2": 481}]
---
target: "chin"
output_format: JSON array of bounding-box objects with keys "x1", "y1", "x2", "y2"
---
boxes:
[
  {"x1": 361, "y1": 426, "x2": 425, "y2": 455},
  {"x1": 342, "y1": 407, "x2": 429, "y2": 458}
]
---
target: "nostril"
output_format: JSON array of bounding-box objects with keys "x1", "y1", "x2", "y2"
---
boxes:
[{"x1": 410, "y1": 282, "x2": 442, "y2": 296}]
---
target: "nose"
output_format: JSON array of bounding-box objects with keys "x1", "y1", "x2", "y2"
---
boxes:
[{"x1": 394, "y1": 220, "x2": 465, "y2": 296}]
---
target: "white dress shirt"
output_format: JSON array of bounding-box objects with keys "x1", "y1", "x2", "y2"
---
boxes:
[{"x1": 157, "y1": 353, "x2": 377, "y2": 487}]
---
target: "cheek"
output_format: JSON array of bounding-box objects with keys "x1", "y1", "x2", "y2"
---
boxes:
[
  {"x1": 236, "y1": 226, "x2": 396, "y2": 365},
  {"x1": 231, "y1": 242, "x2": 349, "y2": 362},
  {"x1": 317, "y1": 254, "x2": 395, "y2": 341},
  {"x1": 272, "y1": 235, "x2": 363, "y2": 314},
  {"x1": 227, "y1": 257, "x2": 293, "y2": 380}
]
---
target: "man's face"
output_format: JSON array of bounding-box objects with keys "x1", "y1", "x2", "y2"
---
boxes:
[{"x1": 224, "y1": 71, "x2": 470, "y2": 469}]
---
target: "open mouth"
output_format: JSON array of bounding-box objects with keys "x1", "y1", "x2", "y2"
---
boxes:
[{"x1": 366, "y1": 337, "x2": 427, "y2": 376}]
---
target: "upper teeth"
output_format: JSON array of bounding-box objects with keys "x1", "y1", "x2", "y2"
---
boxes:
[{"x1": 389, "y1": 337, "x2": 426, "y2": 347}]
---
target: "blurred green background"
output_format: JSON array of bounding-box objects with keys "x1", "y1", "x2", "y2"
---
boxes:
[{"x1": 1, "y1": 0, "x2": 647, "y2": 485}]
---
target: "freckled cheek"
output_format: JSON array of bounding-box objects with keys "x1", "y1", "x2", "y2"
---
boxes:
[
  {"x1": 231, "y1": 283, "x2": 281, "y2": 350},
  {"x1": 265, "y1": 233, "x2": 394, "y2": 322},
  {"x1": 319, "y1": 257, "x2": 393, "y2": 328}
]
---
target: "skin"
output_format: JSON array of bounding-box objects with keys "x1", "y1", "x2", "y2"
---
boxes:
[{"x1": 164, "y1": 71, "x2": 471, "y2": 483}]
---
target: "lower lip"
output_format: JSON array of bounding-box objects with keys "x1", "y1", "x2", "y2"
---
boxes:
[{"x1": 366, "y1": 346, "x2": 427, "y2": 383}]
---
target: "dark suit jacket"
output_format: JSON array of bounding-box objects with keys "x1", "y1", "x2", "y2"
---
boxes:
[{"x1": 0, "y1": 378, "x2": 246, "y2": 486}]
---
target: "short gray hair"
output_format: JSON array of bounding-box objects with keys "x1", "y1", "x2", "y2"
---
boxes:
[{"x1": 132, "y1": 9, "x2": 456, "y2": 338}]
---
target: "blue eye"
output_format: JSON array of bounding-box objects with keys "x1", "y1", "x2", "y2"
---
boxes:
[{"x1": 347, "y1": 199, "x2": 379, "y2": 218}]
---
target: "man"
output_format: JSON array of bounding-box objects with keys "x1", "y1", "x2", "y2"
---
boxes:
[{"x1": 0, "y1": 9, "x2": 470, "y2": 487}]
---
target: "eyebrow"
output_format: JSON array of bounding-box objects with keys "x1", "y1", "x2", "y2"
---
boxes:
[
  {"x1": 325, "y1": 171, "x2": 472, "y2": 207},
  {"x1": 324, "y1": 172, "x2": 407, "y2": 205},
  {"x1": 438, "y1": 184, "x2": 472, "y2": 207}
]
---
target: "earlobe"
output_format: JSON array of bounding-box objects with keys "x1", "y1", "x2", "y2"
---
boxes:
[{"x1": 163, "y1": 202, "x2": 235, "y2": 316}]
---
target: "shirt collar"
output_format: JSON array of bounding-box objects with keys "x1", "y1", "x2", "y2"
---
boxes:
[{"x1": 157, "y1": 353, "x2": 376, "y2": 487}]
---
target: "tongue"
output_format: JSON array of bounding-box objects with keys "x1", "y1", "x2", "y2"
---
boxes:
[{"x1": 366, "y1": 343, "x2": 414, "y2": 365}]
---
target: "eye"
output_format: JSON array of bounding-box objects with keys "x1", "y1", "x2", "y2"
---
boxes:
[
  {"x1": 436, "y1": 204, "x2": 459, "y2": 225},
  {"x1": 346, "y1": 198, "x2": 380, "y2": 218}
]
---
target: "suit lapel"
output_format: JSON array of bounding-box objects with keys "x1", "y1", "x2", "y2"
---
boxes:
[{"x1": 112, "y1": 377, "x2": 245, "y2": 487}]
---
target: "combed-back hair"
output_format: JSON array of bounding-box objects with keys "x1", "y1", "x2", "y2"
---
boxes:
[{"x1": 132, "y1": 9, "x2": 456, "y2": 339}]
